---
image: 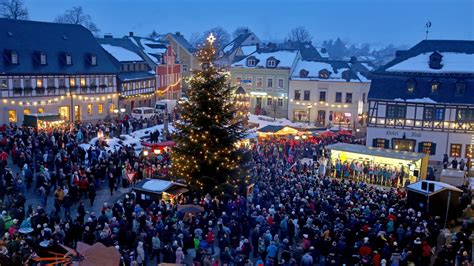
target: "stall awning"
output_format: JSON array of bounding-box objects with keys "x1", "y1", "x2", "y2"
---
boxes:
[
  {"x1": 326, "y1": 143, "x2": 428, "y2": 161},
  {"x1": 407, "y1": 180, "x2": 462, "y2": 195},
  {"x1": 133, "y1": 179, "x2": 187, "y2": 195}
]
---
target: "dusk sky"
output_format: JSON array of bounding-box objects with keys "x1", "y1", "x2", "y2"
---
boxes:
[{"x1": 26, "y1": 0, "x2": 473, "y2": 48}]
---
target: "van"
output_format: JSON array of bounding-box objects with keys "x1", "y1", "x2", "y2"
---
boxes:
[
  {"x1": 154, "y1": 100, "x2": 177, "y2": 115},
  {"x1": 131, "y1": 107, "x2": 156, "y2": 120}
]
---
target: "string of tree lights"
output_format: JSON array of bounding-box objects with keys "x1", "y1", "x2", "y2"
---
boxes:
[{"x1": 172, "y1": 33, "x2": 248, "y2": 195}]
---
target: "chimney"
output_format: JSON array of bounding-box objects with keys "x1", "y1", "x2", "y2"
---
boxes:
[
  {"x1": 350, "y1": 56, "x2": 357, "y2": 64},
  {"x1": 256, "y1": 43, "x2": 260, "y2": 50},
  {"x1": 104, "y1": 34, "x2": 113, "y2": 39},
  {"x1": 129, "y1": 32, "x2": 134, "y2": 37},
  {"x1": 176, "y1": 32, "x2": 181, "y2": 36}
]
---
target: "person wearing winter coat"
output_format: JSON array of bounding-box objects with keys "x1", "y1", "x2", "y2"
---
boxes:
[
  {"x1": 175, "y1": 247, "x2": 184, "y2": 265},
  {"x1": 136, "y1": 241, "x2": 145, "y2": 266}
]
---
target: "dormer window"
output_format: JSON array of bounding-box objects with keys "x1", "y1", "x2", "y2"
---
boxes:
[
  {"x1": 65, "y1": 53, "x2": 72, "y2": 65},
  {"x1": 406, "y1": 79, "x2": 416, "y2": 94},
  {"x1": 11, "y1": 51, "x2": 18, "y2": 65},
  {"x1": 429, "y1": 52, "x2": 443, "y2": 69},
  {"x1": 266, "y1": 57, "x2": 277, "y2": 68},
  {"x1": 91, "y1": 54, "x2": 97, "y2": 66},
  {"x1": 40, "y1": 53, "x2": 47, "y2": 65},
  {"x1": 431, "y1": 79, "x2": 440, "y2": 94},
  {"x1": 319, "y1": 69, "x2": 331, "y2": 79},
  {"x1": 246, "y1": 57, "x2": 256, "y2": 67},
  {"x1": 342, "y1": 70, "x2": 351, "y2": 81},
  {"x1": 299, "y1": 69, "x2": 309, "y2": 78},
  {"x1": 455, "y1": 80, "x2": 466, "y2": 96}
]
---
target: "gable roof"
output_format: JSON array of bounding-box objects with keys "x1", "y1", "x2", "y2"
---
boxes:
[
  {"x1": 258, "y1": 41, "x2": 322, "y2": 61},
  {"x1": 377, "y1": 40, "x2": 474, "y2": 73},
  {"x1": 232, "y1": 50, "x2": 300, "y2": 69},
  {"x1": 291, "y1": 59, "x2": 370, "y2": 82},
  {"x1": 97, "y1": 37, "x2": 145, "y2": 63},
  {"x1": 0, "y1": 18, "x2": 120, "y2": 75},
  {"x1": 166, "y1": 33, "x2": 196, "y2": 54},
  {"x1": 127, "y1": 36, "x2": 168, "y2": 66},
  {"x1": 222, "y1": 32, "x2": 259, "y2": 56}
]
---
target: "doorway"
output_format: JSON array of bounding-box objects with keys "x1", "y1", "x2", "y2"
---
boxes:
[{"x1": 74, "y1": 105, "x2": 81, "y2": 122}]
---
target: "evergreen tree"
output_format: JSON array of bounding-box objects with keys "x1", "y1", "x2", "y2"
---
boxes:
[{"x1": 172, "y1": 34, "x2": 246, "y2": 194}]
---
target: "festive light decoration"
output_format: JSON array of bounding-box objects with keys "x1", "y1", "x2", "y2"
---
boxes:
[
  {"x1": 0, "y1": 93, "x2": 118, "y2": 107},
  {"x1": 172, "y1": 33, "x2": 248, "y2": 194}
]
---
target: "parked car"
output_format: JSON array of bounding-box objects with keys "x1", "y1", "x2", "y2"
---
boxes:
[{"x1": 131, "y1": 107, "x2": 156, "y2": 120}]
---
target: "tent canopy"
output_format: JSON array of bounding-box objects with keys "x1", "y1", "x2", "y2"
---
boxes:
[
  {"x1": 134, "y1": 179, "x2": 187, "y2": 194},
  {"x1": 326, "y1": 143, "x2": 428, "y2": 161},
  {"x1": 407, "y1": 180, "x2": 462, "y2": 195}
]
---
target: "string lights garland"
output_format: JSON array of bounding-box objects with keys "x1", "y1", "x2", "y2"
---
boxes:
[{"x1": 1, "y1": 93, "x2": 118, "y2": 107}]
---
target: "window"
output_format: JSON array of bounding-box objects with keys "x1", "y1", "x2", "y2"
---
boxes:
[
  {"x1": 58, "y1": 78, "x2": 65, "y2": 88},
  {"x1": 431, "y1": 80, "x2": 439, "y2": 94},
  {"x1": 278, "y1": 78, "x2": 284, "y2": 88},
  {"x1": 23, "y1": 109, "x2": 30, "y2": 115},
  {"x1": 47, "y1": 78, "x2": 55, "y2": 87},
  {"x1": 40, "y1": 53, "x2": 47, "y2": 65},
  {"x1": 256, "y1": 77, "x2": 263, "y2": 87},
  {"x1": 87, "y1": 104, "x2": 93, "y2": 116},
  {"x1": 69, "y1": 77, "x2": 76, "y2": 87},
  {"x1": 303, "y1": 90, "x2": 310, "y2": 101},
  {"x1": 182, "y1": 64, "x2": 188, "y2": 72},
  {"x1": 108, "y1": 77, "x2": 114, "y2": 87},
  {"x1": 406, "y1": 79, "x2": 416, "y2": 94},
  {"x1": 8, "y1": 110, "x2": 16, "y2": 122},
  {"x1": 13, "y1": 78, "x2": 20, "y2": 88},
  {"x1": 65, "y1": 54, "x2": 72, "y2": 65},
  {"x1": 36, "y1": 78, "x2": 43, "y2": 88},
  {"x1": 386, "y1": 105, "x2": 406, "y2": 118},
  {"x1": 455, "y1": 80, "x2": 466, "y2": 96},
  {"x1": 277, "y1": 98, "x2": 283, "y2": 107},
  {"x1": 294, "y1": 90, "x2": 301, "y2": 100},
  {"x1": 244, "y1": 75, "x2": 252, "y2": 87},
  {"x1": 299, "y1": 69, "x2": 309, "y2": 78},
  {"x1": 91, "y1": 54, "x2": 97, "y2": 66},
  {"x1": 37, "y1": 107, "x2": 44, "y2": 114},
  {"x1": 450, "y1": 144, "x2": 462, "y2": 157},
  {"x1": 345, "y1": 93, "x2": 352, "y2": 103},
  {"x1": 392, "y1": 138, "x2": 415, "y2": 152},
  {"x1": 247, "y1": 58, "x2": 256, "y2": 67},
  {"x1": 373, "y1": 138, "x2": 389, "y2": 148},
  {"x1": 11, "y1": 51, "x2": 18, "y2": 64},
  {"x1": 0, "y1": 78, "x2": 7, "y2": 89},
  {"x1": 97, "y1": 104, "x2": 104, "y2": 114},
  {"x1": 335, "y1": 92, "x2": 342, "y2": 103},
  {"x1": 466, "y1": 145, "x2": 474, "y2": 158},
  {"x1": 109, "y1": 104, "x2": 115, "y2": 114},
  {"x1": 267, "y1": 97, "x2": 273, "y2": 106},
  {"x1": 362, "y1": 93, "x2": 366, "y2": 104},
  {"x1": 23, "y1": 78, "x2": 31, "y2": 88},
  {"x1": 319, "y1": 69, "x2": 330, "y2": 79},
  {"x1": 80, "y1": 77, "x2": 86, "y2": 87},
  {"x1": 456, "y1": 108, "x2": 474, "y2": 122},
  {"x1": 423, "y1": 107, "x2": 444, "y2": 121},
  {"x1": 319, "y1": 91, "x2": 326, "y2": 102},
  {"x1": 99, "y1": 77, "x2": 106, "y2": 86},
  {"x1": 429, "y1": 52, "x2": 442, "y2": 69},
  {"x1": 267, "y1": 78, "x2": 273, "y2": 88},
  {"x1": 418, "y1": 142, "x2": 436, "y2": 155},
  {"x1": 267, "y1": 59, "x2": 276, "y2": 68}
]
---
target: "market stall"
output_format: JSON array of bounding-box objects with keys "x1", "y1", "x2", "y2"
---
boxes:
[
  {"x1": 257, "y1": 125, "x2": 311, "y2": 140},
  {"x1": 132, "y1": 179, "x2": 188, "y2": 204},
  {"x1": 141, "y1": 141, "x2": 175, "y2": 156},
  {"x1": 23, "y1": 113, "x2": 64, "y2": 128},
  {"x1": 326, "y1": 143, "x2": 429, "y2": 182}
]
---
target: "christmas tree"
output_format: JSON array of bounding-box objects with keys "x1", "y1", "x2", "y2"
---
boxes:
[{"x1": 172, "y1": 34, "x2": 246, "y2": 194}]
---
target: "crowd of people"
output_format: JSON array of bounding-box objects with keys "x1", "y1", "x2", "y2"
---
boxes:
[{"x1": 0, "y1": 120, "x2": 471, "y2": 266}]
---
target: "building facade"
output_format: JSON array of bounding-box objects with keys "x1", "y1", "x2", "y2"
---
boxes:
[
  {"x1": 367, "y1": 40, "x2": 474, "y2": 162},
  {"x1": 288, "y1": 59, "x2": 371, "y2": 129},
  {"x1": 156, "y1": 45, "x2": 181, "y2": 100},
  {"x1": 0, "y1": 19, "x2": 119, "y2": 124},
  {"x1": 231, "y1": 51, "x2": 301, "y2": 118},
  {"x1": 219, "y1": 31, "x2": 262, "y2": 67}
]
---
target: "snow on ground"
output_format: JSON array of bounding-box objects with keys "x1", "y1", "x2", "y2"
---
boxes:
[
  {"x1": 394, "y1": 97, "x2": 437, "y2": 103},
  {"x1": 386, "y1": 52, "x2": 474, "y2": 73},
  {"x1": 248, "y1": 114, "x2": 313, "y2": 130},
  {"x1": 130, "y1": 124, "x2": 175, "y2": 140},
  {"x1": 100, "y1": 44, "x2": 142, "y2": 61}
]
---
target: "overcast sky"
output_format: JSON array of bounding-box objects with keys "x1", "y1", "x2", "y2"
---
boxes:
[{"x1": 25, "y1": 0, "x2": 473, "y2": 47}]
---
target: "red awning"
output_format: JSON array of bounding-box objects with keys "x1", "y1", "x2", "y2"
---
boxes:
[
  {"x1": 320, "y1": 131, "x2": 336, "y2": 138},
  {"x1": 142, "y1": 141, "x2": 176, "y2": 149},
  {"x1": 337, "y1": 130, "x2": 353, "y2": 136}
]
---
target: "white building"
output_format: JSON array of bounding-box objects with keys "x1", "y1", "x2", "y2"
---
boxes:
[
  {"x1": 367, "y1": 40, "x2": 474, "y2": 162},
  {"x1": 288, "y1": 58, "x2": 371, "y2": 129}
]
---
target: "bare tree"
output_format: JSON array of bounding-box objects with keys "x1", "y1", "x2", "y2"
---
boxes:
[
  {"x1": 55, "y1": 6, "x2": 99, "y2": 34},
  {"x1": 232, "y1": 26, "x2": 251, "y2": 39},
  {"x1": 188, "y1": 32, "x2": 202, "y2": 48},
  {"x1": 0, "y1": 0, "x2": 29, "y2": 20},
  {"x1": 149, "y1": 30, "x2": 160, "y2": 40},
  {"x1": 202, "y1": 26, "x2": 230, "y2": 51},
  {"x1": 287, "y1": 26, "x2": 312, "y2": 43}
]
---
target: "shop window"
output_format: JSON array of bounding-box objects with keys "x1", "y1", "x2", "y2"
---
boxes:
[
  {"x1": 418, "y1": 141, "x2": 436, "y2": 155},
  {"x1": 267, "y1": 97, "x2": 272, "y2": 106},
  {"x1": 8, "y1": 110, "x2": 16, "y2": 123},
  {"x1": 317, "y1": 110, "x2": 326, "y2": 125},
  {"x1": 98, "y1": 104, "x2": 103, "y2": 114},
  {"x1": 294, "y1": 110, "x2": 309, "y2": 122},
  {"x1": 466, "y1": 144, "x2": 474, "y2": 158},
  {"x1": 23, "y1": 109, "x2": 30, "y2": 115},
  {"x1": 38, "y1": 107, "x2": 44, "y2": 114},
  {"x1": 392, "y1": 138, "x2": 415, "y2": 152},
  {"x1": 277, "y1": 98, "x2": 283, "y2": 107},
  {"x1": 59, "y1": 106, "x2": 69, "y2": 120},
  {"x1": 109, "y1": 104, "x2": 115, "y2": 114},
  {"x1": 373, "y1": 138, "x2": 389, "y2": 148},
  {"x1": 450, "y1": 144, "x2": 462, "y2": 157}
]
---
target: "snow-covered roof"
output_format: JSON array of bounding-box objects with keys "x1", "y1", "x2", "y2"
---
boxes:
[
  {"x1": 291, "y1": 60, "x2": 369, "y2": 82},
  {"x1": 407, "y1": 180, "x2": 462, "y2": 195},
  {"x1": 142, "y1": 179, "x2": 173, "y2": 192},
  {"x1": 241, "y1": 45, "x2": 257, "y2": 55},
  {"x1": 101, "y1": 44, "x2": 142, "y2": 62},
  {"x1": 232, "y1": 50, "x2": 299, "y2": 69},
  {"x1": 386, "y1": 52, "x2": 474, "y2": 73},
  {"x1": 317, "y1": 47, "x2": 329, "y2": 58},
  {"x1": 393, "y1": 97, "x2": 437, "y2": 103},
  {"x1": 139, "y1": 38, "x2": 167, "y2": 64}
]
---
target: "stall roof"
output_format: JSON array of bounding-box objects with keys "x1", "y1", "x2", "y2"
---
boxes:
[
  {"x1": 134, "y1": 179, "x2": 187, "y2": 194},
  {"x1": 407, "y1": 180, "x2": 462, "y2": 195},
  {"x1": 258, "y1": 125, "x2": 287, "y2": 133},
  {"x1": 326, "y1": 143, "x2": 428, "y2": 161}
]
